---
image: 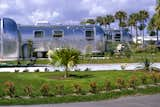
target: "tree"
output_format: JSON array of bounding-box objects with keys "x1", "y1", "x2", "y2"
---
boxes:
[
  {"x1": 138, "y1": 10, "x2": 149, "y2": 45},
  {"x1": 105, "y1": 15, "x2": 115, "y2": 29},
  {"x1": 115, "y1": 11, "x2": 127, "y2": 29},
  {"x1": 127, "y1": 13, "x2": 139, "y2": 44},
  {"x1": 48, "y1": 48, "x2": 80, "y2": 78},
  {"x1": 147, "y1": 15, "x2": 158, "y2": 40},
  {"x1": 154, "y1": 0, "x2": 160, "y2": 42},
  {"x1": 96, "y1": 16, "x2": 104, "y2": 26},
  {"x1": 128, "y1": 14, "x2": 136, "y2": 36},
  {"x1": 85, "y1": 19, "x2": 96, "y2": 24}
]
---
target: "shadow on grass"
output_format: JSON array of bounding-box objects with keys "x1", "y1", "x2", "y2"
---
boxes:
[{"x1": 69, "y1": 74, "x2": 94, "y2": 79}]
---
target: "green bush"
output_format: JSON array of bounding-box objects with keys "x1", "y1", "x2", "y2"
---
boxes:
[
  {"x1": 150, "y1": 72, "x2": 160, "y2": 84},
  {"x1": 24, "y1": 85, "x2": 33, "y2": 96},
  {"x1": 55, "y1": 84, "x2": 64, "y2": 95},
  {"x1": 73, "y1": 84, "x2": 82, "y2": 95},
  {"x1": 128, "y1": 76, "x2": 137, "y2": 89},
  {"x1": 4, "y1": 81, "x2": 15, "y2": 97},
  {"x1": 89, "y1": 82, "x2": 97, "y2": 94},
  {"x1": 40, "y1": 83, "x2": 50, "y2": 96},
  {"x1": 116, "y1": 78, "x2": 125, "y2": 89},
  {"x1": 105, "y1": 80, "x2": 111, "y2": 92},
  {"x1": 141, "y1": 75, "x2": 148, "y2": 84}
]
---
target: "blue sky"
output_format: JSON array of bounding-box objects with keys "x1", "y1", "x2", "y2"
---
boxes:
[{"x1": 0, "y1": 0, "x2": 156, "y2": 25}]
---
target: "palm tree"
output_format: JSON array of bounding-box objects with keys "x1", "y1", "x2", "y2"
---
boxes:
[
  {"x1": 96, "y1": 16, "x2": 104, "y2": 26},
  {"x1": 48, "y1": 48, "x2": 80, "y2": 78},
  {"x1": 128, "y1": 15, "x2": 135, "y2": 35},
  {"x1": 154, "y1": 0, "x2": 160, "y2": 42},
  {"x1": 156, "y1": 0, "x2": 160, "y2": 12},
  {"x1": 138, "y1": 10, "x2": 149, "y2": 45},
  {"x1": 148, "y1": 14, "x2": 158, "y2": 41},
  {"x1": 105, "y1": 15, "x2": 115, "y2": 29},
  {"x1": 85, "y1": 19, "x2": 96, "y2": 24},
  {"x1": 127, "y1": 13, "x2": 139, "y2": 43},
  {"x1": 115, "y1": 11, "x2": 127, "y2": 29}
]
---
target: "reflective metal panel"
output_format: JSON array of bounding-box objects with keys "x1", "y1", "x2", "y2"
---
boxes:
[
  {"x1": 0, "y1": 18, "x2": 19, "y2": 60},
  {"x1": 19, "y1": 25, "x2": 105, "y2": 54}
]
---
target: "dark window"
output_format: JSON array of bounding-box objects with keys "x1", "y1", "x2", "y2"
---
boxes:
[
  {"x1": 34, "y1": 31, "x2": 44, "y2": 38},
  {"x1": 114, "y1": 33, "x2": 121, "y2": 41},
  {"x1": 53, "y1": 31, "x2": 63, "y2": 37},
  {"x1": 85, "y1": 30, "x2": 94, "y2": 40}
]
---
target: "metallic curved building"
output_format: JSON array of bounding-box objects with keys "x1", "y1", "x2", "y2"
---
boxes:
[{"x1": 0, "y1": 18, "x2": 132, "y2": 60}]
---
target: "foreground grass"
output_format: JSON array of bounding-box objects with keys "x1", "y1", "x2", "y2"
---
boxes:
[
  {"x1": 0, "y1": 71, "x2": 151, "y2": 96},
  {"x1": 0, "y1": 71, "x2": 159, "y2": 105}
]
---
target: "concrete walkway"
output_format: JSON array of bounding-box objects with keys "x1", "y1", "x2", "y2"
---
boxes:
[{"x1": 4, "y1": 94, "x2": 160, "y2": 107}]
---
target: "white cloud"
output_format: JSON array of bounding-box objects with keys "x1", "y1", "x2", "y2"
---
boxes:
[{"x1": 28, "y1": 10, "x2": 60, "y2": 24}]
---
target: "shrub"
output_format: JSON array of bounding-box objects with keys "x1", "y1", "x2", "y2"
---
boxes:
[
  {"x1": 40, "y1": 83, "x2": 50, "y2": 96},
  {"x1": 141, "y1": 75, "x2": 147, "y2": 84},
  {"x1": 54, "y1": 69, "x2": 60, "y2": 72},
  {"x1": 105, "y1": 80, "x2": 111, "y2": 92},
  {"x1": 116, "y1": 78, "x2": 125, "y2": 89},
  {"x1": 34, "y1": 69, "x2": 40, "y2": 72},
  {"x1": 73, "y1": 84, "x2": 82, "y2": 95},
  {"x1": 4, "y1": 81, "x2": 15, "y2": 97},
  {"x1": 14, "y1": 69, "x2": 19, "y2": 73},
  {"x1": 128, "y1": 76, "x2": 137, "y2": 89},
  {"x1": 24, "y1": 85, "x2": 33, "y2": 96},
  {"x1": 23, "y1": 69, "x2": 29, "y2": 72},
  {"x1": 89, "y1": 82, "x2": 97, "y2": 94},
  {"x1": 55, "y1": 84, "x2": 64, "y2": 95},
  {"x1": 44, "y1": 68, "x2": 49, "y2": 72},
  {"x1": 84, "y1": 68, "x2": 91, "y2": 72},
  {"x1": 150, "y1": 72, "x2": 160, "y2": 84}
]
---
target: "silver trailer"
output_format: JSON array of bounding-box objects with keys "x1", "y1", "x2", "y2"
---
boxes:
[
  {"x1": 18, "y1": 24, "x2": 106, "y2": 58},
  {"x1": 0, "y1": 18, "x2": 132, "y2": 60}
]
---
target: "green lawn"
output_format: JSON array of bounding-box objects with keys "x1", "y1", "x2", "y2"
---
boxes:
[{"x1": 0, "y1": 71, "x2": 158, "y2": 96}]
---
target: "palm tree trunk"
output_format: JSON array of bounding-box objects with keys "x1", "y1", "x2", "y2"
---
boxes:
[
  {"x1": 135, "y1": 25, "x2": 138, "y2": 44},
  {"x1": 64, "y1": 66, "x2": 69, "y2": 78},
  {"x1": 157, "y1": 29, "x2": 159, "y2": 42},
  {"x1": 142, "y1": 29, "x2": 145, "y2": 46},
  {"x1": 130, "y1": 26, "x2": 133, "y2": 36}
]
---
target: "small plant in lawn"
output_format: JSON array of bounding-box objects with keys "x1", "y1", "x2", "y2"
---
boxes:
[
  {"x1": 40, "y1": 83, "x2": 50, "y2": 96},
  {"x1": 55, "y1": 84, "x2": 64, "y2": 95},
  {"x1": 89, "y1": 82, "x2": 97, "y2": 94},
  {"x1": 128, "y1": 76, "x2": 137, "y2": 89},
  {"x1": 116, "y1": 78, "x2": 125, "y2": 89},
  {"x1": 120, "y1": 64, "x2": 127, "y2": 70},
  {"x1": 73, "y1": 84, "x2": 82, "y2": 95},
  {"x1": 105, "y1": 80, "x2": 111, "y2": 92},
  {"x1": 4, "y1": 81, "x2": 15, "y2": 97},
  {"x1": 141, "y1": 75, "x2": 148, "y2": 84},
  {"x1": 24, "y1": 85, "x2": 33, "y2": 97}
]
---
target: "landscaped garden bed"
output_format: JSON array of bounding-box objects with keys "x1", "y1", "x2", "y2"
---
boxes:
[{"x1": 0, "y1": 71, "x2": 160, "y2": 105}]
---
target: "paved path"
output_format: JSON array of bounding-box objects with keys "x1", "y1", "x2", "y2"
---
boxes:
[{"x1": 3, "y1": 94, "x2": 160, "y2": 107}]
